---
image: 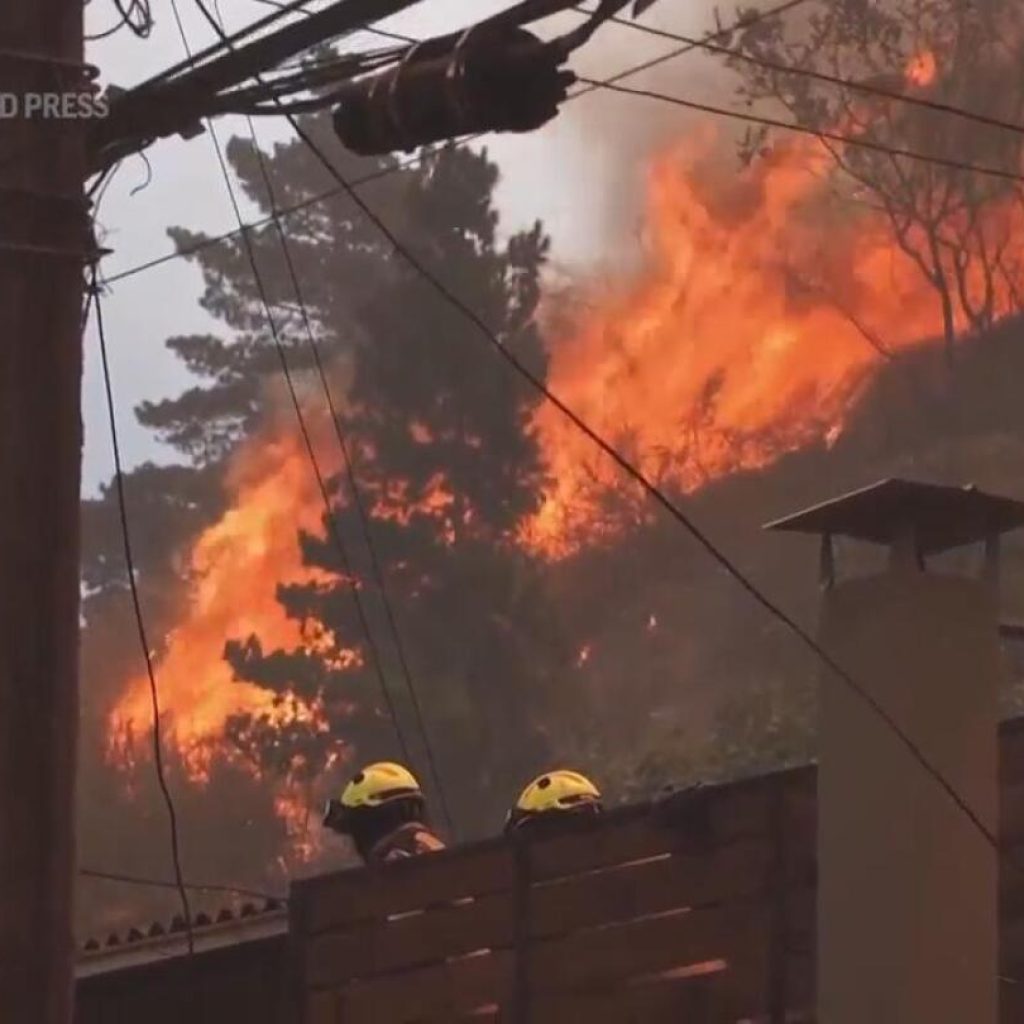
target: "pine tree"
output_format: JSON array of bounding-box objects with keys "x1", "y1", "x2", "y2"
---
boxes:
[{"x1": 146, "y1": 114, "x2": 568, "y2": 838}]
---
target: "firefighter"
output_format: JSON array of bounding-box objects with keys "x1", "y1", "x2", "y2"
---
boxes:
[
  {"x1": 504, "y1": 769, "x2": 603, "y2": 837},
  {"x1": 322, "y1": 762, "x2": 445, "y2": 865}
]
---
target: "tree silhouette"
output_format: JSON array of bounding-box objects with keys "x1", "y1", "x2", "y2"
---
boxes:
[
  {"x1": 726, "y1": 0, "x2": 1024, "y2": 363},
  {"x1": 145, "y1": 114, "x2": 570, "y2": 838}
]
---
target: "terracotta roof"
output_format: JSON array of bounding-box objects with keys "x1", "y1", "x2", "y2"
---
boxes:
[{"x1": 77, "y1": 898, "x2": 287, "y2": 976}]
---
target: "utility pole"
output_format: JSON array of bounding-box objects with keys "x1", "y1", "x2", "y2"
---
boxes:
[{"x1": 0, "y1": 0, "x2": 86, "y2": 1020}]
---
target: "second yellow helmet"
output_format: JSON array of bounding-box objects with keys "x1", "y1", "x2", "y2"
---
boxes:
[{"x1": 511, "y1": 770, "x2": 601, "y2": 821}]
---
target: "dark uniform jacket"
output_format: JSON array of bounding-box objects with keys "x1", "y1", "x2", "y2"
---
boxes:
[{"x1": 368, "y1": 822, "x2": 446, "y2": 865}]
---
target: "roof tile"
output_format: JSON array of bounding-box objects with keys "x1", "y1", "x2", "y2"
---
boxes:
[{"x1": 81, "y1": 896, "x2": 286, "y2": 956}]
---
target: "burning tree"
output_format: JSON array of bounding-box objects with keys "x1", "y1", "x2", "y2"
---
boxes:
[
  {"x1": 77, "y1": 463, "x2": 295, "y2": 932},
  {"x1": 725, "y1": 0, "x2": 1024, "y2": 363},
  {"x1": 133, "y1": 116, "x2": 571, "y2": 838}
]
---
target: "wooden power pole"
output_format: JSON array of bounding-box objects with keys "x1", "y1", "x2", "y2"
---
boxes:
[{"x1": 0, "y1": 0, "x2": 86, "y2": 1020}]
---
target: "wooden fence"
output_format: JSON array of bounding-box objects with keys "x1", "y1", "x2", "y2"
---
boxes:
[
  {"x1": 291, "y1": 716, "x2": 1024, "y2": 1023},
  {"x1": 73, "y1": 718, "x2": 1024, "y2": 1022},
  {"x1": 292, "y1": 767, "x2": 810, "y2": 1023}
]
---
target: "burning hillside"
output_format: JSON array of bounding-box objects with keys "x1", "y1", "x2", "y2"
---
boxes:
[
  {"x1": 522, "y1": 127, "x2": 1024, "y2": 557},
  {"x1": 104, "y1": 107, "x2": 1024, "y2": 847}
]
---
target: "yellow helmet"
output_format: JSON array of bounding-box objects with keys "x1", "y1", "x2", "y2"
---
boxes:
[
  {"x1": 506, "y1": 770, "x2": 602, "y2": 832},
  {"x1": 323, "y1": 762, "x2": 423, "y2": 833},
  {"x1": 341, "y1": 762, "x2": 422, "y2": 808}
]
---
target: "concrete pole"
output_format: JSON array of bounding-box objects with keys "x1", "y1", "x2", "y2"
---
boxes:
[
  {"x1": 0, "y1": 1, "x2": 86, "y2": 1021},
  {"x1": 816, "y1": 559, "x2": 999, "y2": 1023}
]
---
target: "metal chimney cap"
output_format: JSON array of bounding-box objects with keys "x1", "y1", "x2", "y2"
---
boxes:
[{"x1": 763, "y1": 478, "x2": 1024, "y2": 555}]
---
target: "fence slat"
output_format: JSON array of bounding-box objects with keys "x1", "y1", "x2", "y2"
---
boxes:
[
  {"x1": 337, "y1": 949, "x2": 512, "y2": 1023},
  {"x1": 305, "y1": 892, "x2": 514, "y2": 988},
  {"x1": 297, "y1": 843, "x2": 515, "y2": 934},
  {"x1": 529, "y1": 837, "x2": 772, "y2": 940},
  {"x1": 524, "y1": 899, "x2": 771, "y2": 995},
  {"x1": 527, "y1": 968, "x2": 727, "y2": 1024}
]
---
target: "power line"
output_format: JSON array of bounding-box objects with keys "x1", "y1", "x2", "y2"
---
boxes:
[
  {"x1": 89, "y1": 1, "x2": 416, "y2": 173},
  {"x1": 80, "y1": 867, "x2": 285, "y2": 903},
  {"x1": 86, "y1": 0, "x2": 154, "y2": 40},
  {"x1": 86, "y1": 270, "x2": 196, "y2": 956},
  {"x1": 99, "y1": 144, "x2": 467, "y2": 286},
  {"x1": 569, "y1": 0, "x2": 814, "y2": 97},
  {"x1": 577, "y1": 75, "x2": 1024, "y2": 185},
  {"x1": 250, "y1": 0, "x2": 418, "y2": 45},
  {"x1": 168, "y1": 0, "x2": 420, "y2": 777},
  {"x1": 99, "y1": 0, "x2": 812, "y2": 288},
  {"x1": 143, "y1": 0, "x2": 348, "y2": 90},
  {"x1": 578, "y1": 3, "x2": 1024, "y2": 141},
  {"x1": 203, "y1": 0, "x2": 456, "y2": 838},
  {"x1": 253, "y1": 7, "x2": 1020, "y2": 877}
]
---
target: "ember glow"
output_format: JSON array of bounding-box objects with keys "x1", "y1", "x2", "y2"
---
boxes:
[
  {"x1": 274, "y1": 783, "x2": 322, "y2": 863},
  {"x1": 108, "y1": 427, "x2": 336, "y2": 784},
  {"x1": 521, "y1": 130, "x2": 1024, "y2": 558},
  {"x1": 905, "y1": 50, "x2": 938, "y2": 88}
]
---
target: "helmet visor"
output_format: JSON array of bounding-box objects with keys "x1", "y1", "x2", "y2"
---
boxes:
[
  {"x1": 322, "y1": 799, "x2": 353, "y2": 833},
  {"x1": 562, "y1": 792, "x2": 596, "y2": 805}
]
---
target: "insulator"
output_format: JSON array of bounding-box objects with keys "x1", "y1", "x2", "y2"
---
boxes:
[{"x1": 332, "y1": 26, "x2": 576, "y2": 156}]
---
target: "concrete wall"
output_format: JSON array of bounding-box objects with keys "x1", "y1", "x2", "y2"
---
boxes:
[{"x1": 817, "y1": 568, "x2": 999, "y2": 1024}]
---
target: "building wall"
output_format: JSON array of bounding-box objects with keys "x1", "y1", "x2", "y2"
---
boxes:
[{"x1": 75, "y1": 933, "x2": 291, "y2": 1024}]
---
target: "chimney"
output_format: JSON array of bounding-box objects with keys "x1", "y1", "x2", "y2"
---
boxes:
[{"x1": 765, "y1": 479, "x2": 1024, "y2": 1024}]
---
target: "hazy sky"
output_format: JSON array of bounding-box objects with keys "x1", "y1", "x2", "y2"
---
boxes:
[{"x1": 82, "y1": 0, "x2": 732, "y2": 495}]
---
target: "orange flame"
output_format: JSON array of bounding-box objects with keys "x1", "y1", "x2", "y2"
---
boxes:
[
  {"x1": 905, "y1": 50, "x2": 938, "y2": 88},
  {"x1": 108, "y1": 427, "x2": 337, "y2": 784},
  {"x1": 522, "y1": 132, "x2": 1021, "y2": 557},
  {"x1": 105, "y1": 408, "x2": 463, "y2": 852},
  {"x1": 274, "y1": 782, "x2": 323, "y2": 863}
]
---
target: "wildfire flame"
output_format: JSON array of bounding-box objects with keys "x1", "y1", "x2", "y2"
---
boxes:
[
  {"x1": 522, "y1": 129, "x2": 1023, "y2": 557},
  {"x1": 105, "y1": 59, "x2": 1024, "y2": 853},
  {"x1": 108, "y1": 427, "x2": 336, "y2": 785},
  {"x1": 105, "y1": 410, "x2": 461, "y2": 858}
]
